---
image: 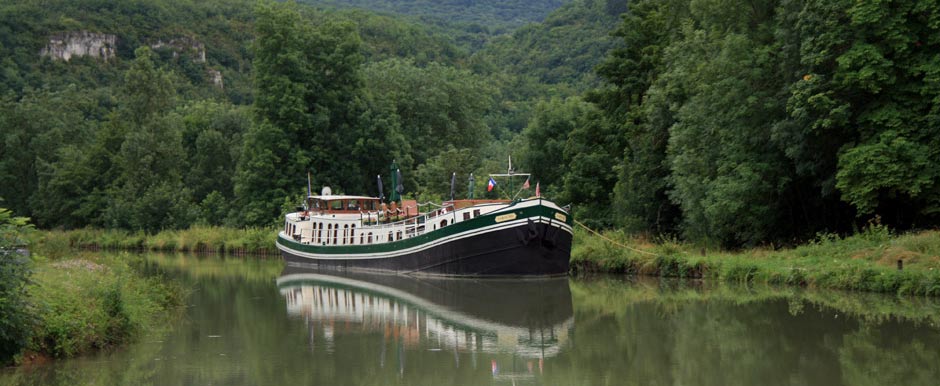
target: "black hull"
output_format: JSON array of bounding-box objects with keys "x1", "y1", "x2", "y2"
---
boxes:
[{"x1": 280, "y1": 222, "x2": 572, "y2": 276}]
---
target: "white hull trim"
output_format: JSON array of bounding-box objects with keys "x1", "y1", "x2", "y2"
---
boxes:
[{"x1": 277, "y1": 216, "x2": 573, "y2": 261}]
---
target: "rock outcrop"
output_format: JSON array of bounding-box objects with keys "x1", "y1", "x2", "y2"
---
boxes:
[
  {"x1": 40, "y1": 31, "x2": 117, "y2": 62},
  {"x1": 207, "y1": 69, "x2": 224, "y2": 89},
  {"x1": 150, "y1": 37, "x2": 206, "y2": 63}
]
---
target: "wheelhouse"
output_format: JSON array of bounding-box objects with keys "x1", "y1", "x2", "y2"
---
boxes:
[{"x1": 307, "y1": 195, "x2": 382, "y2": 214}]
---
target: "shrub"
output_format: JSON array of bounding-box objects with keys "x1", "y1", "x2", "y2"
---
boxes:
[{"x1": 0, "y1": 208, "x2": 34, "y2": 365}]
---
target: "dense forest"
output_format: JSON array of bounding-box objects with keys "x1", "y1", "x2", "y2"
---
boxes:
[
  {"x1": 298, "y1": 0, "x2": 569, "y2": 32},
  {"x1": 1, "y1": 0, "x2": 938, "y2": 248}
]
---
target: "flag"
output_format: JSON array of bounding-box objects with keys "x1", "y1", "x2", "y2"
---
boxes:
[
  {"x1": 535, "y1": 182, "x2": 540, "y2": 197},
  {"x1": 487, "y1": 177, "x2": 497, "y2": 192},
  {"x1": 522, "y1": 177, "x2": 530, "y2": 190}
]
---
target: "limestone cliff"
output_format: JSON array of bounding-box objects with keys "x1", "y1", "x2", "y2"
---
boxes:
[{"x1": 40, "y1": 31, "x2": 117, "y2": 62}]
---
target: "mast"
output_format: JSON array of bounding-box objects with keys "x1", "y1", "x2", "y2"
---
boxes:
[{"x1": 489, "y1": 155, "x2": 530, "y2": 200}]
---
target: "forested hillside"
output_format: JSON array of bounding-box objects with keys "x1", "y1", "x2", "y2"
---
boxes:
[
  {"x1": 298, "y1": 0, "x2": 569, "y2": 32},
  {"x1": 3, "y1": 0, "x2": 937, "y2": 249},
  {"x1": 0, "y1": 0, "x2": 613, "y2": 232}
]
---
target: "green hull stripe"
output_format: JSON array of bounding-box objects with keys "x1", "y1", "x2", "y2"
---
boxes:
[{"x1": 277, "y1": 202, "x2": 571, "y2": 255}]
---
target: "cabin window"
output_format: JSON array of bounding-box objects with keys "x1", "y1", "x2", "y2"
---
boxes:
[
  {"x1": 440, "y1": 220, "x2": 447, "y2": 228},
  {"x1": 330, "y1": 200, "x2": 343, "y2": 210},
  {"x1": 316, "y1": 223, "x2": 322, "y2": 244},
  {"x1": 396, "y1": 231, "x2": 402, "y2": 241},
  {"x1": 342, "y1": 225, "x2": 348, "y2": 245},
  {"x1": 473, "y1": 209, "x2": 481, "y2": 218},
  {"x1": 463, "y1": 212, "x2": 470, "y2": 221},
  {"x1": 388, "y1": 231, "x2": 393, "y2": 242},
  {"x1": 360, "y1": 233, "x2": 364, "y2": 244},
  {"x1": 350, "y1": 224, "x2": 356, "y2": 244},
  {"x1": 326, "y1": 224, "x2": 332, "y2": 244},
  {"x1": 368, "y1": 232, "x2": 373, "y2": 244},
  {"x1": 334, "y1": 224, "x2": 339, "y2": 245},
  {"x1": 347, "y1": 200, "x2": 360, "y2": 211}
]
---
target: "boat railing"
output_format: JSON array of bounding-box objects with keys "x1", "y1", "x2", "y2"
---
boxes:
[{"x1": 357, "y1": 202, "x2": 457, "y2": 239}]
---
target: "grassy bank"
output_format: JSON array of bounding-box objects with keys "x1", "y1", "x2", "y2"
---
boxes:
[
  {"x1": 571, "y1": 225, "x2": 940, "y2": 296},
  {"x1": 12, "y1": 252, "x2": 185, "y2": 364},
  {"x1": 29, "y1": 226, "x2": 277, "y2": 258}
]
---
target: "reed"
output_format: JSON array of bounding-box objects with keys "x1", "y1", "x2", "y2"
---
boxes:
[{"x1": 30, "y1": 226, "x2": 278, "y2": 256}]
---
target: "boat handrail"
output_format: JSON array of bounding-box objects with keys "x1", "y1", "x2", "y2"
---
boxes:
[{"x1": 357, "y1": 202, "x2": 458, "y2": 233}]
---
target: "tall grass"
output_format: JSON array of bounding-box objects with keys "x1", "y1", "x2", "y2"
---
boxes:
[
  {"x1": 571, "y1": 228, "x2": 940, "y2": 296},
  {"x1": 30, "y1": 226, "x2": 278, "y2": 257},
  {"x1": 22, "y1": 253, "x2": 185, "y2": 361}
]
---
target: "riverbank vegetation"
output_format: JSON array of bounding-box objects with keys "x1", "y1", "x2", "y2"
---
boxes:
[
  {"x1": 572, "y1": 225, "x2": 940, "y2": 296},
  {"x1": 24, "y1": 254, "x2": 184, "y2": 361},
  {"x1": 30, "y1": 226, "x2": 277, "y2": 258},
  {"x1": 0, "y1": 210, "x2": 185, "y2": 366}
]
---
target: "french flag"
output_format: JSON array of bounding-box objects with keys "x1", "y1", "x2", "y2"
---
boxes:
[{"x1": 487, "y1": 177, "x2": 497, "y2": 192}]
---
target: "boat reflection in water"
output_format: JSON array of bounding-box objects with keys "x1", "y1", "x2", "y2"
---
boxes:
[{"x1": 276, "y1": 266, "x2": 573, "y2": 383}]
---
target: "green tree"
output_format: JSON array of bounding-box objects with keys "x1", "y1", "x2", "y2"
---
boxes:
[
  {"x1": 414, "y1": 146, "x2": 481, "y2": 200},
  {"x1": 589, "y1": 0, "x2": 689, "y2": 233},
  {"x1": 104, "y1": 47, "x2": 195, "y2": 232},
  {"x1": 663, "y1": 24, "x2": 788, "y2": 246},
  {"x1": 362, "y1": 59, "x2": 494, "y2": 168},
  {"x1": 519, "y1": 97, "x2": 589, "y2": 197},
  {"x1": 179, "y1": 100, "x2": 248, "y2": 202},
  {"x1": 0, "y1": 208, "x2": 32, "y2": 365},
  {"x1": 235, "y1": 1, "x2": 365, "y2": 226},
  {"x1": 560, "y1": 108, "x2": 620, "y2": 227}
]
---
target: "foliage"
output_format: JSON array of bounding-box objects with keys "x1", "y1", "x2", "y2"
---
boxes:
[
  {"x1": 414, "y1": 146, "x2": 481, "y2": 200},
  {"x1": 4, "y1": 0, "x2": 940, "y2": 249},
  {"x1": 548, "y1": 0, "x2": 940, "y2": 247},
  {"x1": 519, "y1": 97, "x2": 590, "y2": 198},
  {"x1": 362, "y1": 58, "x2": 494, "y2": 168},
  {"x1": 30, "y1": 226, "x2": 277, "y2": 256},
  {"x1": 298, "y1": 0, "x2": 567, "y2": 32},
  {"x1": 0, "y1": 208, "x2": 33, "y2": 365},
  {"x1": 233, "y1": 1, "x2": 367, "y2": 226},
  {"x1": 26, "y1": 254, "x2": 184, "y2": 358},
  {"x1": 571, "y1": 227, "x2": 940, "y2": 296},
  {"x1": 473, "y1": 0, "x2": 622, "y2": 89}
]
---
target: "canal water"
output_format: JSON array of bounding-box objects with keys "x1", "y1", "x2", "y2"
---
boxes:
[{"x1": 4, "y1": 253, "x2": 940, "y2": 386}]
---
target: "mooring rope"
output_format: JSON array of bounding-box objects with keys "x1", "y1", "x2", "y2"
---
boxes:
[{"x1": 573, "y1": 219, "x2": 659, "y2": 257}]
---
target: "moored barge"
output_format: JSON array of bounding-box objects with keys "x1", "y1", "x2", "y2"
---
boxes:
[{"x1": 276, "y1": 194, "x2": 572, "y2": 276}]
